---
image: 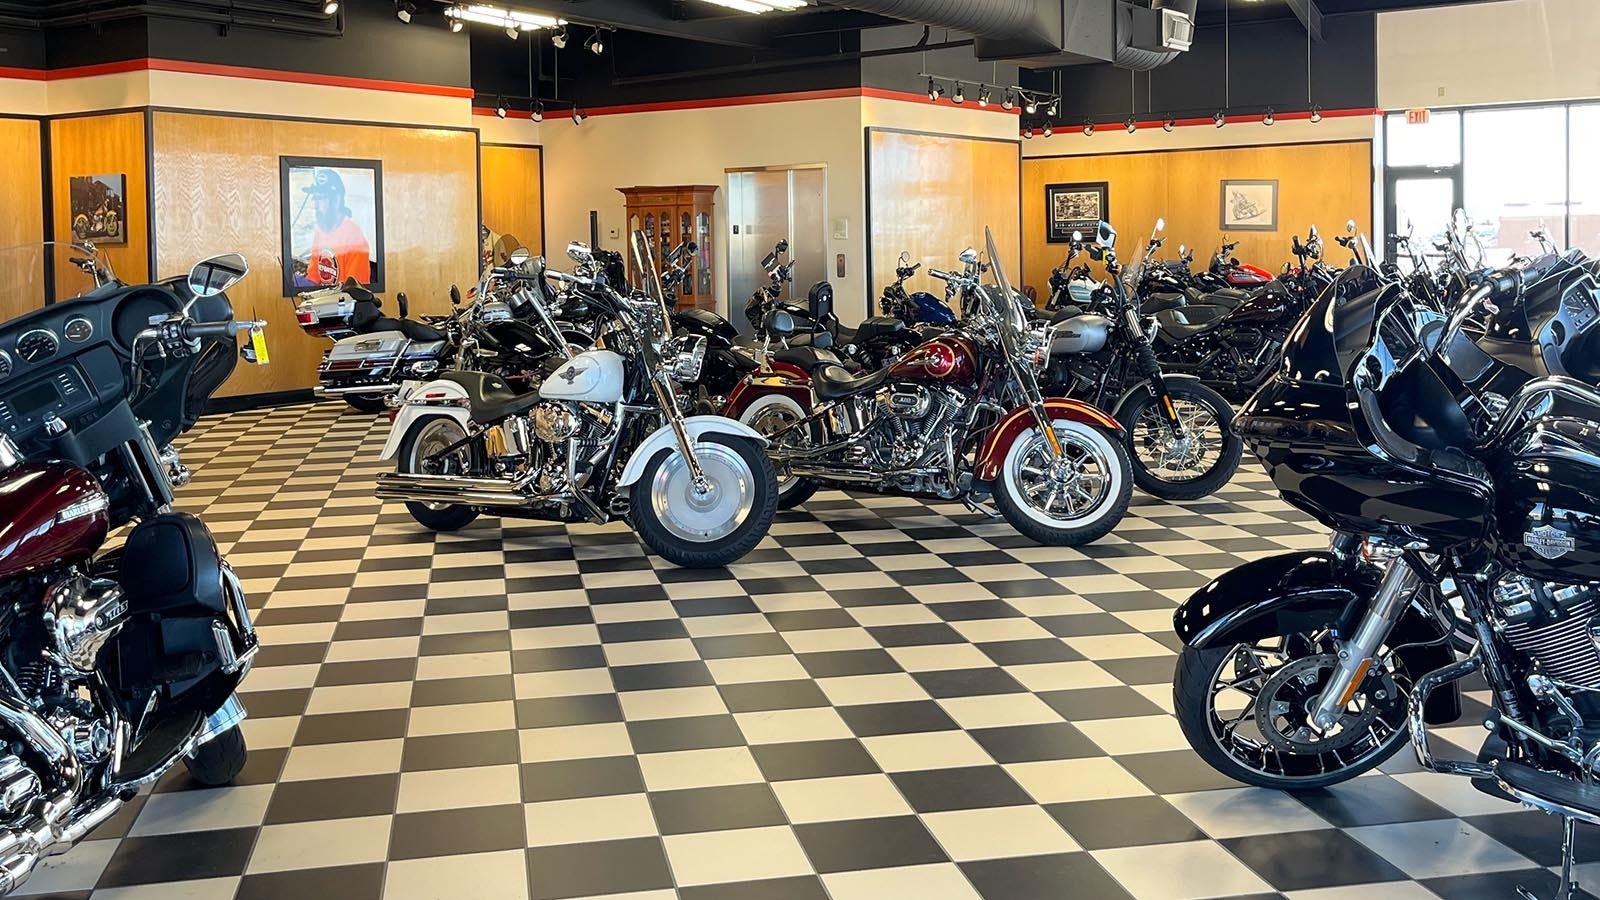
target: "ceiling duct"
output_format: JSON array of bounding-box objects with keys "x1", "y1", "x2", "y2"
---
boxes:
[{"x1": 839, "y1": 0, "x2": 1196, "y2": 69}]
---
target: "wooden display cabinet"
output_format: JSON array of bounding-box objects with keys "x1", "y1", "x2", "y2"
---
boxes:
[{"x1": 618, "y1": 185, "x2": 717, "y2": 311}]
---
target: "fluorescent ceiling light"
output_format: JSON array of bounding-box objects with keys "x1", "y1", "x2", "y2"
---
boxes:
[
  {"x1": 446, "y1": 4, "x2": 564, "y2": 30},
  {"x1": 695, "y1": 0, "x2": 806, "y2": 14}
]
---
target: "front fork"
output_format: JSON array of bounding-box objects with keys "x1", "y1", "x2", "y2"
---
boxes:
[{"x1": 1309, "y1": 545, "x2": 1419, "y2": 731}]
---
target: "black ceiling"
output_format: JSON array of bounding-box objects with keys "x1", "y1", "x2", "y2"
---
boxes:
[{"x1": 1192, "y1": 0, "x2": 1511, "y2": 26}]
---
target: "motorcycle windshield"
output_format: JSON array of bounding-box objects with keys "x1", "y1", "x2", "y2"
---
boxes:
[
  {"x1": 981, "y1": 227, "x2": 1030, "y2": 358},
  {"x1": 0, "y1": 241, "x2": 112, "y2": 313}
]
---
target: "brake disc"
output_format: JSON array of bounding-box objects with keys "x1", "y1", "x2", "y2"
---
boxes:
[{"x1": 1253, "y1": 653, "x2": 1400, "y2": 754}]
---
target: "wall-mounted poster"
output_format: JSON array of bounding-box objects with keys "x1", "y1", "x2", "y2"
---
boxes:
[
  {"x1": 1220, "y1": 179, "x2": 1278, "y2": 231},
  {"x1": 280, "y1": 156, "x2": 384, "y2": 296},
  {"x1": 69, "y1": 174, "x2": 127, "y2": 245},
  {"x1": 1046, "y1": 182, "x2": 1108, "y2": 243}
]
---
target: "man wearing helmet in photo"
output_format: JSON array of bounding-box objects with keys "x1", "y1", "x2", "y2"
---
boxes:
[{"x1": 301, "y1": 167, "x2": 372, "y2": 286}]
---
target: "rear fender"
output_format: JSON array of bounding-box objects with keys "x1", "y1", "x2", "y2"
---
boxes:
[
  {"x1": 617, "y1": 416, "x2": 767, "y2": 487},
  {"x1": 724, "y1": 371, "x2": 812, "y2": 420},
  {"x1": 379, "y1": 379, "x2": 470, "y2": 460},
  {"x1": 1174, "y1": 551, "x2": 1461, "y2": 725},
  {"x1": 973, "y1": 398, "x2": 1123, "y2": 483}
]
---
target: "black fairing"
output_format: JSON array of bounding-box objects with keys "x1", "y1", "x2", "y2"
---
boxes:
[{"x1": 1492, "y1": 406, "x2": 1600, "y2": 584}]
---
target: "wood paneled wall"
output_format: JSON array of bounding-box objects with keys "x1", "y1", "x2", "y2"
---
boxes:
[
  {"x1": 1022, "y1": 141, "x2": 1372, "y2": 293},
  {"x1": 49, "y1": 112, "x2": 150, "y2": 290},
  {"x1": 867, "y1": 130, "x2": 1021, "y2": 308},
  {"x1": 0, "y1": 118, "x2": 45, "y2": 321},
  {"x1": 150, "y1": 111, "x2": 479, "y2": 398},
  {"x1": 480, "y1": 144, "x2": 544, "y2": 257}
]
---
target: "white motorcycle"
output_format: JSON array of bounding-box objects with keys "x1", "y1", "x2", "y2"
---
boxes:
[{"x1": 375, "y1": 233, "x2": 779, "y2": 568}]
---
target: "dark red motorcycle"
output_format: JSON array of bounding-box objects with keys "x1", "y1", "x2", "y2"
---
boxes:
[
  {"x1": 0, "y1": 243, "x2": 262, "y2": 895},
  {"x1": 725, "y1": 229, "x2": 1132, "y2": 546}
]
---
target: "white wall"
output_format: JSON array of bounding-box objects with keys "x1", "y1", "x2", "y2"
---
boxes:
[{"x1": 1379, "y1": 0, "x2": 1600, "y2": 109}]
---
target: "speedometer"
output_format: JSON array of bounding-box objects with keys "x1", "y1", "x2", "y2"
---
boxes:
[
  {"x1": 0, "y1": 351, "x2": 11, "y2": 379},
  {"x1": 64, "y1": 317, "x2": 93, "y2": 343},
  {"x1": 15, "y1": 330, "x2": 58, "y2": 364}
]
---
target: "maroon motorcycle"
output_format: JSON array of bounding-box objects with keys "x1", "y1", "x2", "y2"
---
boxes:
[
  {"x1": 0, "y1": 244, "x2": 261, "y2": 895},
  {"x1": 727, "y1": 228, "x2": 1133, "y2": 546}
]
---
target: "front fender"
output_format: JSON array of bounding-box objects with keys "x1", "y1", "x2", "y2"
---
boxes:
[
  {"x1": 379, "y1": 379, "x2": 470, "y2": 460},
  {"x1": 973, "y1": 398, "x2": 1122, "y2": 483},
  {"x1": 1111, "y1": 373, "x2": 1201, "y2": 417},
  {"x1": 616, "y1": 415, "x2": 768, "y2": 487}
]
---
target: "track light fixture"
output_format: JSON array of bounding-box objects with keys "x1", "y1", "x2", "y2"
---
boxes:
[
  {"x1": 1024, "y1": 96, "x2": 1037, "y2": 115},
  {"x1": 572, "y1": 106, "x2": 586, "y2": 125},
  {"x1": 1022, "y1": 127, "x2": 1032, "y2": 140},
  {"x1": 1047, "y1": 99, "x2": 1058, "y2": 118},
  {"x1": 1213, "y1": 111, "x2": 1226, "y2": 128},
  {"x1": 1163, "y1": 117, "x2": 1176, "y2": 132},
  {"x1": 446, "y1": 4, "x2": 565, "y2": 34},
  {"x1": 531, "y1": 100, "x2": 544, "y2": 122},
  {"x1": 394, "y1": 0, "x2": 414, "y2": 23},
  {"x1": 927, "y1": 78, "x2": 942, "y2": 102},
  {"x1": 952, "y1": 82, "x2": 965, "y2": 104},
  {"x1": 322, "y1": 1, "x2": 339, "y2": 14},
  {"x1": 1042, "y1": 123, "x2": 1052, "y2": 138},
  {"x1": 586, "y1": 30, "x2": 604, "y2": 54},
  {"x1": 1001, "y1": 89, "x2": 1014, "y2": 111},
  {"x1": 1083, "y1": 121, "x2": 1094, "y2": 137},
  {"x1": 1125, "y1": 116, "x2": 1136, "y2": 134},
  {"x1": 494, "y1": 98, "x2": 507, "y2": 119},
  {"x1": 977, "y1": 86, "x2": 989, "y2": 108},
  {"x1": 449, "y1": 17, "x2": 463, "y2": 31},
  {"x1": 1310, "y1": 106, "x2": 1323, "y2": 123},
  {"x1": 1263, "y1": 108, "x2": 1275, "y2": 126},
  {"x1": 506, "y1": 24, "x2": 519, "y2": 38},
  {"x1": 551, "y1": 25, "x2": 567, "y2": 47}
]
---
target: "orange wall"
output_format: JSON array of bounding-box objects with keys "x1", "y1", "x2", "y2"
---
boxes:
[
  {"x1": 150, "y1": 111, "x2": 479, "y2": 397},
  {"x1": 49, "y1": 112, "x2": 151, "y2": 289},
  {"x1": 1022, "y1": 140, "x2": 1372, "y2": 293},
  {"x1": 0, "y1": 118, "x2": 45, "y2": 321},
  {"x1": 480, "y1": 143, "x2": 544, "y2": 258}
]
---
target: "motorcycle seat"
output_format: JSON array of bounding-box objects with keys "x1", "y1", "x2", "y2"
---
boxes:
[
  {"x1": 439, "y1": 370, "x2": 542, "y2": 423},
  {"x1": 1155, "y1": 308, "x2": 1227, "y2": 340},
  {"x1": 836, "y1": 316, "x2": 906, "y2": 348},
  {"x1": 812, "y1": 363, "x2": 889, "y2": 401},
  {"x1": 772, "y1": 346, "x2": 846, "y2": 372},
  {"x1": 1142, "y1": 292, "x2": 1188, "y2": 314},
  {"x1": 370, "y1": 317, "x2": 445, "y2": 342}
]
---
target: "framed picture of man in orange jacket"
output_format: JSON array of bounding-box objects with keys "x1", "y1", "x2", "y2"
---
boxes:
[{"x1": 279, "y1": 156, "x2": 385, "y2": 296}]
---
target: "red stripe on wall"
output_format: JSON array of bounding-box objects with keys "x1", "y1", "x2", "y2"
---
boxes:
[
  {"x1": 860, "y1": 86, "x2": 1021, "y2": 115},
  {"x1": 23, "y1": 58, "x2": 474, "y2": 98},
  {"x1": 0, "y1": 66, "x2": 47, "y2": 81},
  {"x1": 471, "y1": 86, "x2": 1025, "y2": 119}
]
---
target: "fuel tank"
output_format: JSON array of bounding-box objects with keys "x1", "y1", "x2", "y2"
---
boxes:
[
  {"x1": 1049, "y1": 314, "x2": 1110, "y2": 355},
  {"x1": 1493, "y1": 411, "x2": 1600, "y2": 584},
  {"x1": 885, "y1": 334, "x2": 977, "y2": 384},
  {"x1": 674, "y1": 308, "x2": 739, "y2": 344},
  {"x1": 0, "y1": 462, "x2": 109, "y2": 580},
  {"x1": 1219, "y1": 281, "x2": 1298, "y2": 329}
]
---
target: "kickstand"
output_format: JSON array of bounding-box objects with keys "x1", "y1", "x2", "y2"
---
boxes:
[{"x1": 1518, "y1": 817, "x2": 1579, "y2": 900}]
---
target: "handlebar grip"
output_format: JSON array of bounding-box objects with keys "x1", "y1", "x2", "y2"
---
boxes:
[
  {"x1": 182, "y1": 321, "x2": 250, "y2": 340},
  {"x1": 1486, "y1": 268, "x2": 1522, "y2": 300},
  {"x1": 929, "y1": 269, "x2": 951, "y2": 281}
]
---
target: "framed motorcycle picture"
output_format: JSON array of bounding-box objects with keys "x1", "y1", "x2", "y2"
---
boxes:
[
  {"x1": 1046, "y1": 182, "x2": 1108, "y2": 244},
  {"x1": 68, "y1": 174, "x2": 127, "y2": 245},
  {"x1": 279, "y1": 156, "x2": 385, "y2": 296},
  {"x1": 1220, "y1": 179, "x2": 1278, "y2": 231}
]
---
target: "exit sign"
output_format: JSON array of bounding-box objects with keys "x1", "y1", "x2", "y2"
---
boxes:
[{"x1": 1406, "y1": 108, "x2": 1431, "y2": 125}]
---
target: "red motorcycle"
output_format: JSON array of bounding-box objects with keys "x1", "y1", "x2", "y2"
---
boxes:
[
  {"x1": 725, "y1": 229, "x2": 1132, "y2": 546},
  {"x1": 0, "y1": 244, "x2": 262, "y2": 895}
]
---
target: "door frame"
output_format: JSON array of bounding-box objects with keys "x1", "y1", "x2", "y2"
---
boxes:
[{"x1": 1383, "y1": 164, "x2": 1462, "y2": 260}]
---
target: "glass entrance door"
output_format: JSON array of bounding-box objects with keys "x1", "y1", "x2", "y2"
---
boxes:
[{"x1": 1385, "y1": 167, "x2": 1462, "y2": 269}]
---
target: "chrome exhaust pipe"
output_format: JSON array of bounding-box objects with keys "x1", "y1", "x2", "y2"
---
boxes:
[{"x1": 375, "y1": 471, "x2": 543, "y2": 509}]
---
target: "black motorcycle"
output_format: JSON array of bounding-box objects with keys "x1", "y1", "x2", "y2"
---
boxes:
[
  {"x1": 1170, "y1": 261, "x2": 1600, "y2": 900},
  {"x1": 1041, "y1": 222, "x2": 1242, "y2": 500},
  {"x1": 743, "y1": 240, "x2": 916, "y2": 371}
]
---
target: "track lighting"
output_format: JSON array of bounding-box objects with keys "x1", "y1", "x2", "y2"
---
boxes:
[
  {"x1": 1024, "y1": 97, "x2": 1037, "y2": 115},
  {"x1": 1263, "y1": 108, "x2": 1275, "y2": 126},
  {"x1": 445, "y1": 4, "x2": 564, "y2": 33},
  {"x1": 1213, "y1": 111, "x2": 1226, "y2": 128},
  {"x1": 1125, "y1": 116, "x2": 1136, "y2": 134},
  {"x1": 586, "y1": 30, "x2": 604, "y2": 54},
  {"x1": 977, "y1": 86, "x2": 990, "y2": 108},
  {"x1": 1047, "y1": 99, "x2": 1058, "y2": 118},
  {"x1": 322, "y1": 1, "x2": 339, "y2": 14},
  {"x1": 927, "y1": 78, "x2": 942, "y2": 102},
  {"x1": 449, "y1": 17, "x2": 463, "y2": 32},
  {"x1": 551, "y1": 25, "x2": 567, "y2": 47},
  {"x1": 1002, "y1": 89, "x2": 1014, "y2": 111},
  {"x1": 1163, "y1": 117, "x2": 1176, "y2": 132},
  {"x1": 1310, "y1": 106, "x2": 1323, "y2": 123},
  {"x1": 394, "y1": 0, "x2": 414, "y2": 23},
  {"x1": 1022, "y1": 127, "x2": 1032, "y2": 140},
  {"x1": 952, "y1": 82, "x2": 965, "y2": 104},
  {"x1": 506, "y1": 25, "x2": 518, "y2": 38},
  {"x1": 572, "y1": 107, "x2": 586, "y2": 124},
  {"x1": 1083, "y1": 121, "x2": 1094, "y2": 137},
  {"x1": 531, "y1": 100, "x2": 544, "y2": 123},
  {"x1": 494, "y1": 98, "x2": 507, "y2": 119},
  {"x1": 1042, "y1": 123, "x2": 1052, "y2": 138}
]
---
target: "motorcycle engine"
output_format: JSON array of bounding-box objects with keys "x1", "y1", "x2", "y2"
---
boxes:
[
  {"x1": 868, "y1": 384, "x2": 968, "y2": 471},
  {"x1": 525, "y1": 401, "x2": 617, "y2": 494},
  {"x1": 1495, "y1": 576, "x2": 1600, "y2": 687}
]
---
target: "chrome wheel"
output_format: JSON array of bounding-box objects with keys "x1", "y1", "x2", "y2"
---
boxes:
[
  {"x1": 407, "y1": 418, "x2": 469, "y2": 512},
  {"x1": 746, "y1": 402, "x2": 805, "y2": 492},
  {"x1": 1132, "y1": 397, "x2": 1224, "y2": 483},
  {"x1": 1010, "y1": 425, "x2": 1115, "y2": 522},
  {"x1": 649, "y1": 444, "x2": 758, "y2": 543}
]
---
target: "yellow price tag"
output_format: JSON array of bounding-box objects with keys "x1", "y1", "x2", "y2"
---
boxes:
[{"x1": 249, "y1": 326, "x2": 270, "y2": 365}]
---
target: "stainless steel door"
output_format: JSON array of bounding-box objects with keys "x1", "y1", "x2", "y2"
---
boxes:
[{"x1": 726, "y1": 165, "x2": 827, "y2": 335}]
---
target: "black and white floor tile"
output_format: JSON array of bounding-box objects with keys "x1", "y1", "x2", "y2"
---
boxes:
[{"x1": 18, "y1": 401, "x2": 1592, "y2": 899}]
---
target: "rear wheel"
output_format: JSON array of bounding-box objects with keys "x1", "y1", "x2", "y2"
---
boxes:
[
  {"x1": 344, "y1": 392, "x2": 389, "y2": 414},
  {"x1": 1121, "y1": 381, "x2": 1241, "y2": 501},
  {"x1": 184, "y1": 726, "x2": 246, "y2": 787},
  {"x1": 738, "y1": 394, "x2": 817, "y2": 509},
  {"x1": 994, "y1": 418, "x2": 1131, "y2": 546},
  {"x1": 396, "y1": 415, "x2": 479, "y2": 532},
  {"x1": 630, "y1": 434, "x2": 777, "y2": 567}
]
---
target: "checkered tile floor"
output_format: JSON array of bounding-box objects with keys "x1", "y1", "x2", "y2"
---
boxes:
[{"x1": 20, "y1": 401, "x2": 1591, "y2": 900}]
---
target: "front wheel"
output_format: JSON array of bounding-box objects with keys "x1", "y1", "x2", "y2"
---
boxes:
[
  {"x1": 396, "y1": 415, "x2": 480, "y2": 532},
  {"x1": 1121, "y1": 381, "x2": 1241, "y2": 501},
  {"x1": 994, "y1": 418, "x2": 1132, "y2": 546},
  {"x1": 630, "y1": 434, "x2": 777, "y2": 568},
  {"x1": 1173, "y1": 638, "x2": 1412, "y2": 790}
]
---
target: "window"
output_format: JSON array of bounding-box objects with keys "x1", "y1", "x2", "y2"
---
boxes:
[
  {"x1": 1570, "y1": 105, "x2": 1600, "y2": 248},
  {"x1": 1462, "y1": 106, "x2": 1566, "y2": 262},
  {"x1": 1385, "y1": 111, "x2": 1461, "y2": 167}
]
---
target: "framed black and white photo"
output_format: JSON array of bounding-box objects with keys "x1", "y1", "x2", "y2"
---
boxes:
[
  {"x1": 1046, "y1": 182, "x2": 1108, "y2": 243},
  {"x1": 1220, "y1": 179, "x2": 1278, "y2": 231},
  {"x1": 279, "y1": 156, "x2": 385, "y2": 296}
]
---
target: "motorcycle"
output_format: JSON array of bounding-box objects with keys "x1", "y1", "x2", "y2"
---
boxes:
[
  {"x1": 743, "y1": 240, "x2": 916, "y2": 371},
  {"x1": 0, "y1": 243, "x2": 262, "y2": 895},
  {"x1": 291, "y1": 278, "x2": 456, "y2": 413},
  {"x1": 879, "y1": 251, "x2": 956, "y2": 331},
  {"x1": 375, "y1": 232, "x2": 779, "y2": 569},
  {"x1": 1169, "y1": 260, "x2": 1600, "y2": 900},
  {"x1": 1041, "y1": 220, "x2": 1242, "y2": 500},
  {"x1": 735, "y1": 227, "x2": 1133, "y2": 546}
]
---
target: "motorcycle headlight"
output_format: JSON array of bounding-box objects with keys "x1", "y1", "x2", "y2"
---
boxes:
[
  {"x1": 670, "y1": 335, "x2": 707, "y2": 383},
  {"x1": 532, "y1": 402, "x2": 579, "y2": 442},
  {"x1": 1024, "y1": 328, "x2": 1051, "y2": 370}
]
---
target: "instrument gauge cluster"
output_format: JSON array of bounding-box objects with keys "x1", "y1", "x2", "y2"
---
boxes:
[
  {"x1": 0, "y1": 351, "x2": 11, "y2": 380},
  {"x1": 16, "y1": 329, "x2": 59, "y2": 364}
]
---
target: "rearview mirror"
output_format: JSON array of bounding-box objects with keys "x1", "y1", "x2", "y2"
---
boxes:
[
  {"x1": 1178, "y1": 244, "x2": 1186, "y2": 255},
  {"x1": 565, "y1": 242, "x2": 592, "y2": 264},
  {"x1": 1308, "y1": 225, "x2": 1319, "y2": 239},
  {"x1": 1096, "y1": 221, "x2": 1117, "y2": 250},
  {"x1": 1346, "y1": 219, "x2": 1357, "y2": 234},
  {"x1": 1154, "y1": 217, "x2": 1165, "y2": 232},
  {"x1": 1070, "y1": 230, "x2": 1083, "y2": 243},
  {"x1": 187, "y1": 253, "x2": 249, "y2": 298},
  {"x1": 509, "y1": 247, "x2": 532, "y2": 266},
  {"x1": 959, "y1": 248, "x2": 979, "y2": 265},
  {"x1": 898, "y1": 251, "x2": 910, "y2": 265}
]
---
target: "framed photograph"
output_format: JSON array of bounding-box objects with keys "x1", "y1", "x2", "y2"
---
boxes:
[
  {"x1": 1046, "y1": 182, "x2": 1108, "y2": 244},
  {"x1": 279, "y1": 156, "x2": 384, "y2": 296},
  {"x1": 68, "y1": 174, "x2": 127, "y2": 245},
  {"x1": 1220, "y1": 179, "x2": 1278, "y2": 231}
]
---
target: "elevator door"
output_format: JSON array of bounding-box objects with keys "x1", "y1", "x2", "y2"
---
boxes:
[{"x1": 727, "y1": 166, "x2": 827, "y2": 335}]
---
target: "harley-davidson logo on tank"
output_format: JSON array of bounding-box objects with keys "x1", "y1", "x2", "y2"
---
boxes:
[{"x1": 1526, "y1": 524, "x2": 1577, "y2": 560}]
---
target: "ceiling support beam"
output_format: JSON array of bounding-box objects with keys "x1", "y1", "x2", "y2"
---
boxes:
[{"x1": 1285, "y1": 0, "x2": 1323, "y2": 42}]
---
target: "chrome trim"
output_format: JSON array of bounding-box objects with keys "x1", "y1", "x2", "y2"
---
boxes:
[{"x1": 314, "y1": 383, "x2": 399, "y2": 397}]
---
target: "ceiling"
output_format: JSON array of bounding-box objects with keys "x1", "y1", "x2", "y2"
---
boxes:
[{"x1": 1192, "y1": 0, "x2": 1511, "y2": 26}]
